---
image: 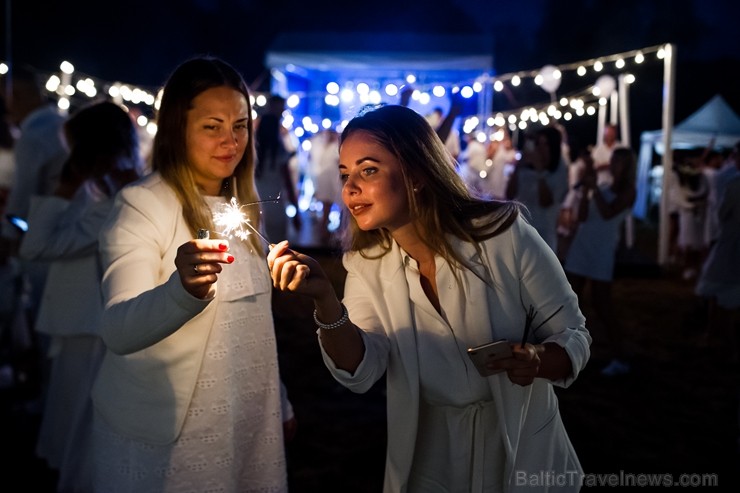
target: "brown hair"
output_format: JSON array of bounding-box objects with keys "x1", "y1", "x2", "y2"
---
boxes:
[{"x1": 339, "y1": 104, "x2": 519, "y2": 267}]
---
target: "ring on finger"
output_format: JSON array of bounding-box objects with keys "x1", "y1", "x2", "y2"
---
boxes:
[{"x1": 193, "y1": 264, "x2": 200, "y2": 274}]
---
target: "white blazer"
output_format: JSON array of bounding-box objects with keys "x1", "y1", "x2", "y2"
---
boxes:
[
  {"x1": 91, "y1": 172, "x2": 216, "y2": 444},
  {"x1": 320, "y1": 216, "x2": 591, "y2": 492}
]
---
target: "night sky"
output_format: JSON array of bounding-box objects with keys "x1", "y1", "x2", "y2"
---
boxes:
[{"x1": 2, "y1": 0, "x2": 739, "y2": 147}]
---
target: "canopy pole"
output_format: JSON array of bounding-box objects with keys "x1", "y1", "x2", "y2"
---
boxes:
[
  {"x1": 618, "y1": 74, "x2": 634, "y2": 248},
  {"x1": 610, "y1": 90, "x2": 618, "y2": 125},
  {"x1": 658, "y1": 44, "x2": 676, "y2": 266},
  {"x1": 4, "y1": 0, "x2": 11, "y2": 98}
]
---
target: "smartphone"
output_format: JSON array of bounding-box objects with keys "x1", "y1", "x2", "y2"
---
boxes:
[
  {"x1": 467, "y1": 340, "x2": 513, "y2": 377},
  {"x1": 6, "y1": 214, "x2": 28, "y2": 233}
]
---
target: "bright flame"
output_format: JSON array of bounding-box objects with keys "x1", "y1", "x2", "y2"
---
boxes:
[{"x1": 212, "y1": 197, "x2": 275, "y2": 245}]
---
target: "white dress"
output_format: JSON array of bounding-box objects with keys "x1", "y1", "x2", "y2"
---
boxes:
[
  {"x1": 20, "y1": 183, "x2": 113, "y2": 493},
  {"x1": 564, "y1": 186, "x2": 629, "y2": 282},
  {"x1": 310, "y1": 132, "x2": 341, "y2": 205},
  {"x1": 513, "y1": 161, "x2": 569, "y2": 252},
  {"x1": 695, "y1": 176, "x2": 740, "y2": 309},
  {"x1": 92, "y1": 196, "x2": 287, "y2": 493},
  {"x1": 403, "y1": 253, "x2": 505, "y2": 493}
]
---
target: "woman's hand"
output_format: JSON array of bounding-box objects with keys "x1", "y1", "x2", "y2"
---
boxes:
[
  {"x1": 267, "y1": 240, "x2": 330, "y2": 299},
  {"x1": 174, "y1": 238, "x2": 234, "y2": 299},
  {"x1": 489, "y1": 343, "x2": 543, "y2": 386}
]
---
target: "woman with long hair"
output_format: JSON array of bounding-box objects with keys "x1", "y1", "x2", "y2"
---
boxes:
[
  {"x1": 268, "y1": 104, "x2": 590, "y2": 492},
  {"x1": 90, "y1": 57, "x2": 290, "y2": 492}
]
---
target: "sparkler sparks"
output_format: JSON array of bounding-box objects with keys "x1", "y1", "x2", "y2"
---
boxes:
[{"x1": 212, "y1": 197, "x2": 277, "y2": 245}]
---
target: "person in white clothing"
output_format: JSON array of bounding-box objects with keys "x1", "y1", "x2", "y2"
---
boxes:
[
  {"x1": 0, "y1": 66, "x2": 68, "y2": 396},
  {"x1": 695, "y1": 141, "x2": 740, "y2": 354},
  {"x1": 267, "y1": 105, "x2": 591, "y2": 492},
  {"x1": 20, "y1": 101, "x2": 142, "y2": 492},
  {"x1": 309, "y1": 128, "x2": 341, "y2": 242},
  {"x1": 90, "y1": 57, "x2": 292, "y2": 493},
  {"x1": 506, "y1": 126, "x2": 570, "y2": 252},
  {"x1": 590, "y1": 123, "x2": 620, "y2": 186},
  {"x1": 564, "y1": 148, "x2": 637, "y2": 377}
]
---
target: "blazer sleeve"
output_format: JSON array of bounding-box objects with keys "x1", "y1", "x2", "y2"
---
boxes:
[
  {"x1": 507, "y1": 216, "x2": 591, "y2": 387},
  {"x1": 98, "y1": 184, "x2": 213, "y2": 355},
  {"x1": 316, "y1": 252, "x2": 391, "y2": 394}
]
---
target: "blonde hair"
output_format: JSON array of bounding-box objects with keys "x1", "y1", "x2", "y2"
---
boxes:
[{"x1": 152, "y1": 56, "x2": 262, "y2": 252}]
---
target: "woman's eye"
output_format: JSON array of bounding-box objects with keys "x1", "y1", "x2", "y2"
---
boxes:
[
  {"x1": 362, "y1": 167, "x2": 378, "y2": 176},
  {"x1": 339, "y1": 173, "x2": 348, "y2": 183}
]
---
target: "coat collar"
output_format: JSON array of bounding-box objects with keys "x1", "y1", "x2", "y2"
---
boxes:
[{"x1": 374, "y1": 234, "x2": 495, "y2": 289}]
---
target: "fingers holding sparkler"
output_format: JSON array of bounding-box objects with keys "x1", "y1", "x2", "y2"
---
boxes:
[
  {"x1": 267, "y1": 240, "x2": 330, "y2": 295},
  {"x1": 175, "y1": 235, "x2": 234, "y2": 299}
]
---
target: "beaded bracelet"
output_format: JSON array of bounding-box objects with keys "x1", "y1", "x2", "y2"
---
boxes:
[{"x1": 313, "y1": 303, "x2": 349, "y2": 330}]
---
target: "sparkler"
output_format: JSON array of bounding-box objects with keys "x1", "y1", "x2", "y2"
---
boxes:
[{"x1": 211, "y1": 196, "x2": 278, "y2": 246}]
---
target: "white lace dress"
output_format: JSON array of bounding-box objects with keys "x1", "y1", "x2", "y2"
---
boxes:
[{"x1": 92, "y1": 199, "x2": 287, "y2": 493}]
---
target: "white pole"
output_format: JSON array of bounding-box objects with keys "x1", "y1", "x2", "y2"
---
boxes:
[
  {"x1": 4, "y1": 0, "x2": 11, "y2": 98},
  {"x1": 617, "y1": 75, "x2": 635, "y2": 248},
  {"x1": 597, "y1": 103, "x2": 606, "y2": 145},
  {"x1": 610, "y1": 91, "x2": 618, "y2": 125},
  {"x1": 618, "y1": 74, "x2": 631, "y2": 147},
  {"x1": 658, "y1": 44, "x2": 677, "y2": 266}
]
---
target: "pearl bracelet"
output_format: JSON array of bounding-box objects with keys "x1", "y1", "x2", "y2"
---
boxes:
[{"x1": 313, "y1": 303, "x2": 349, "y2": 330}]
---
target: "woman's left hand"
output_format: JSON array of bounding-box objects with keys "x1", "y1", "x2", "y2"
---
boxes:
[{"x1": 495, "y1": 343, "x2": 543, "y2": 386}]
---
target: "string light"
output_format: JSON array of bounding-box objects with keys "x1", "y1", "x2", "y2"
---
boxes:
[{"x1": 0, "y1": 43, "x2": 667, "y2": 141}]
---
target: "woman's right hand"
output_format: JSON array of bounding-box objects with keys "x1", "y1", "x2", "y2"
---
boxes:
[
  {"x1": 267, "y1": 240, "x2": 330, "y2": 299},
  {"x1": 175, "y1": 238, "x2": 234, "y2": 299}
]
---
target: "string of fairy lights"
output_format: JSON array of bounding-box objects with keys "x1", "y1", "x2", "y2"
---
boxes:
[{"x1": 0, "y1": 43, "x2": 668, "y2": 145}]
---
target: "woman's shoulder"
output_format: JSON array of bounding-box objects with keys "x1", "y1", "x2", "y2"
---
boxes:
[
  {"x1": 342, "y1": 242, "x2": 400, "y2": 275},
  {"x1": 474, "y1": 213, "x2": 539, "y2": 251},
  {"x1": 119, "y1": 172, "x2": 174, "y2": 202}
]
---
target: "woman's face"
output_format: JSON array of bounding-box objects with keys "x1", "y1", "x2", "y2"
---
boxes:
[
  {"x1": 339, "y1": 131, "x2": 411, "y2": 233},
  {"x1": 186, "y1": 86, "x2": 249, "y2": 195}
]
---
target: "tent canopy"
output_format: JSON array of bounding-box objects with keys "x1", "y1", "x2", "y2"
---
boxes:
[
  {"x1": 265, "y1": 32, "x2": 494, "y2": 82},
  {"x1": 640, "y1": 94, "x2": 740, "y2": 153},
  {"x1": 634, "y1": 94, "x2": 740, "y2": 218},
  {"x1": 264, "y1": 31, "x2": 495, "y2": 127}
]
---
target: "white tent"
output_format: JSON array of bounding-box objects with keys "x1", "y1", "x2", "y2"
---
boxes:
[{"x1": 634, "y1": 94, "x2": 740, "y2": 219}]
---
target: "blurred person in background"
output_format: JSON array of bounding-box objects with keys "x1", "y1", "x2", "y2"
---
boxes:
[{"x1": 20, "y1": 100, "x2": 142, "y2": 492}]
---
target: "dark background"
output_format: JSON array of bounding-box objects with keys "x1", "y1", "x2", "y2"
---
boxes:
[
  {"x1": 2, "y1": 1, "x2": 740, "y2": 490},
  {"x1": 2, "y1": 0, "x2": 739, "y2": 149}
]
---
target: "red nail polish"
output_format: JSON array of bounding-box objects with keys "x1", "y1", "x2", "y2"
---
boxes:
[
  {"x1": 219, "y1": 243, "x2": 228, "y2": 251},
  {"x1": 227, "y1": 255, "x2": 235, "y2": 263}
]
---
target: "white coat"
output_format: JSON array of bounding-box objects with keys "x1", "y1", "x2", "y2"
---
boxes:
[
  {"x1": 90, "y1": 172, "x2": 217, "y2": 444},
  {"x1": 320, "y1": 216, "x2": 591, "y2": 492}
]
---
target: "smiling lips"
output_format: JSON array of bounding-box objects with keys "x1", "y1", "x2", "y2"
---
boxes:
[{"x1": 350, "y1": 203, "x2": 370, "y2": 215}]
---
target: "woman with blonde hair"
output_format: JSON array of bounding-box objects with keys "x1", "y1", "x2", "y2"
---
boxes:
[{"x1": 91, "y1": 56, "x2": 290, "y2": 492}]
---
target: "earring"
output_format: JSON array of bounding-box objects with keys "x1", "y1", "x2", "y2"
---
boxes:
[{"x1": 413, "y1": 187, "x2": 419, "y2": 192}]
